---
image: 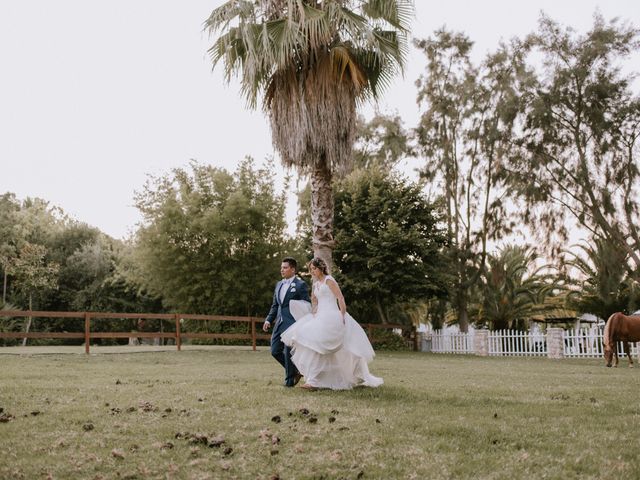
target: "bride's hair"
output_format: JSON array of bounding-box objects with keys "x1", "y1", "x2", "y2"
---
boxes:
[{"x1": 309, "y1": 257, "x2": 329, "y2": 275}]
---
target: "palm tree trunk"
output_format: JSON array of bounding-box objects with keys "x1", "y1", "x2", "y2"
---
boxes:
[{"x1": 310, "y1": 159, "x2": 335, "y2": 269}]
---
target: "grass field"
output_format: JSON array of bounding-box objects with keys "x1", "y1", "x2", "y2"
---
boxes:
[{"x1": 1, "y1": 347, "x2": 640, "y2": 479}]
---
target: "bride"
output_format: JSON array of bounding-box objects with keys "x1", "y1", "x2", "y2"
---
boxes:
[{"x1": 281, "y1": 257, "x2": 383, "y2": 390}]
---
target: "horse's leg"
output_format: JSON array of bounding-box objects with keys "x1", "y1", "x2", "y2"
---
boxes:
[
  {"x1": 614, "y1": 343, "x2": 619, "y2": 367},
  {"x1": 625, "y1": 341, "x2": 634, "y2": 368}
]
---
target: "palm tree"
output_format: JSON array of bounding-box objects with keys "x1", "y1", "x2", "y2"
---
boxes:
[
  {"x1": 565, "y1": 238, "x2": 640, "y2": 320},
  {"x1": 470, "y1": 245, "x2": 556, "y2": 330},
  {"x1": 205, "y1": 0, "x2": 412, "y2": 266}
]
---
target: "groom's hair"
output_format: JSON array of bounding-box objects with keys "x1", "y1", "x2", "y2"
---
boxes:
[{"x1": 282, "y1": 257, "x2": 298, "y2": 272}]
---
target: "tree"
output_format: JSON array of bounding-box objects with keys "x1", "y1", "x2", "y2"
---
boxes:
[
  {"x1": 564, "y1": 237, "x2": 640, "y2": 320},
  {"x1": 470, "y1": 245, "x2": 556, "y2": 330},
  {"x1": 205, "y1": 0, "x2": 412, "y2": 268},
  {"x1": 352, "y1": 112, "x2": 413, "y2": 170},
  {"x1": 132, "y1": 158, "x2": 293, "y2": 316},
  {"x1": 0, "y1": 193, "x2": 22, "y2": 303},
  {"x1": 295, "y1": 110, "x2": 413, "y2": 251},
  {"x1": 515, "y1": 14, "x2": 640, "y2": 274},
  {"x1": 414, "y1": 29, "x2": 531, "y2": 331},
  {"x1": 333, "y1": 167, "x2": 450, "y2": 324},
  {"x1": 0, "y1": 195, "x2": 63, "y2": 310},
  {"x1": 12, "y1": 242, "x2": 59, "y2": 345}
]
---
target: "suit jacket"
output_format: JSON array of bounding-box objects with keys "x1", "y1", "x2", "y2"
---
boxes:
[{"x1": 265, "y1": 276, "x2": 311, "y2": 336}]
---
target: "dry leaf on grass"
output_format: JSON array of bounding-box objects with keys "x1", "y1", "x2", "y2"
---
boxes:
[{"x1": 111, "y1": 449, "x2": 125, "y2": 459}]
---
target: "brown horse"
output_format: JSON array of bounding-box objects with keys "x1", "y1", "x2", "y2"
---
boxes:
[{"x1": 603, "y1": 312, "x2": 640, "y2": 367}]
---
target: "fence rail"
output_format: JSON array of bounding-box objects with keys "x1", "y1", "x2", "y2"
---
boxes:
[{"x1": 0, "y1": 310, "x2": 414, "y2": 354}]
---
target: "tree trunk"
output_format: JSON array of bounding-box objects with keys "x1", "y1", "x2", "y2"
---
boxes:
[
  {"x1": 458, "y1": 298, "x2": 469, "y2": 333},
  {"x1": 22, "y1": 293, "x2": 33, "y2": 346},
  {"x1": 310, "y1": 159, "x2": 335, "y2": 270},
  {"x1": 375, "y1": 296, "x2": 388, "y2": 324},
  {"x1": 2, "y1": 268, "x2": 6, "y2": 304}
]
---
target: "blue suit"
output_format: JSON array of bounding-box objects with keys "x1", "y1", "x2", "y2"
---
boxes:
[{"x1": 265, "y1": 276, "x2": 311, "y2": 386}]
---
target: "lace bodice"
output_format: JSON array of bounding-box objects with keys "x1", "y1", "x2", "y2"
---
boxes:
[{"x1": 313, "y1": 275, "x2": 340, "y2": 312}]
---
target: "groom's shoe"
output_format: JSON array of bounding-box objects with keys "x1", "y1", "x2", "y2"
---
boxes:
[{"x1": 284, "y1": 374, "x2": 302, "y2": 387}]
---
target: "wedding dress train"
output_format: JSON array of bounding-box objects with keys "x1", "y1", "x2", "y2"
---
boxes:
[{"x1": 281, "y1": 275, "x2": 383, "y2": 390}]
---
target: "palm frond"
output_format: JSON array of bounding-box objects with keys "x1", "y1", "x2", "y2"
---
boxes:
[
  {"x1": 205, "y1": 0, "x2": 413, "y2": 171},
  {"x1": 330, "y1": 45, "x2": 368, "y2": 90},
  {"x1": 362, "y1": 0, "x2": 414, "y2": 32},
  {"x1": 204, "y1": 0, "x2": 255, "y2": 34}
]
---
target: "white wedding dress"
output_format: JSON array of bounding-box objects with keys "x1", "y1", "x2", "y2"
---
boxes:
[{"x1": 281, "y1": 275, "x2": 383, "y2": 390}]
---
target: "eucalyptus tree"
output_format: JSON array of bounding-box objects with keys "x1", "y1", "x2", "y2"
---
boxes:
[
  {"x1": 205, "y1": 0, "x2": 412, "y2": 266},
  {"x1": 352, "y1": 112, "x2": 413, "y2": 170},
  {"x1": 515, "y1": 15, "x2": 640, "y2": 275},
  {"x1": 414, "y1": 30, "x2": 531, "y2": 331}
]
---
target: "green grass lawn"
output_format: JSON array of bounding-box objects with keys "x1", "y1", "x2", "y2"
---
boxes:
[{"x1": 1, "y1": 348, "x2": 639, "y2": 479}]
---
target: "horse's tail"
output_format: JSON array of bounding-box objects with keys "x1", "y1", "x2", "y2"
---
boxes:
[{"x1": 604, "y1": 313, "x2": 619, "y2": 348}]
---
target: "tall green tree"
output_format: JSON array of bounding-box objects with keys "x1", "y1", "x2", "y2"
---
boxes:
[
  {"x1": 414, "y1": 30, "x2": 531, "y2": 331},
  {"x1": 205, "y1": 0, "x2": 412, "y2": 268},
  {"x1": 12, "y1": 242, "x2": 59, "y2": 345},
  {"x1": 0, "y1": 195, "x2": 64, "y2": 309},
  {"x1": 515, "y1": 15, "x2": 640, "y2": 274},
  {"x1": 333, "y1": 167, "x2": 450, "y2": 324},
  {"x1": 133, "y1": 158, "x2": 293, "y2": 316},
  {"x1": 0, "y1": 193, "x2": 22, "y2": 303}
]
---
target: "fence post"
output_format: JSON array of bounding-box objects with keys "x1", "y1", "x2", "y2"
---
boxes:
[
  {"x1": 84, "y1": 312, "x2": 91, "y2": 354},
  {"x1": 251, "y1": 318, "x2": 257, "y2": 351},
  {"x1": 547, "y1": 327, "x2": 564, "y2": 359},
  {"x1": 473, "y1": 329, "x2": 489, "y2": 356},
  {"x1": 175, "y1": 314, "x2": 181, "y2": 351}
]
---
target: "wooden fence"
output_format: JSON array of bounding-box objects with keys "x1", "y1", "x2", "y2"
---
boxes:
[{"x1": 0, "y1": 310, "x2": 415, "y2": 353}]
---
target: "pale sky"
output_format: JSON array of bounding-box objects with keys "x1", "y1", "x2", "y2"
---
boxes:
[{"x1": 1, "y1": 1, "x2": 638, "y2": 240}]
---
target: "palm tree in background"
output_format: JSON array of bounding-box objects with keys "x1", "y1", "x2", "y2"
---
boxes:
[
  {"x1": 565, "y1": 238, "x2": 640, "y2": 320},
  {"x1": 470, "y1": 245, "x2": 556, "y2": 330},
  {"x1": 205, "y1": 0, "x2": 413, "y2": 266}
]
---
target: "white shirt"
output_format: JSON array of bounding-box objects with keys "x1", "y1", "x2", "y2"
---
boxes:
[{"x1": 279, "y1": 276, "x2": 295, "y2": 303}]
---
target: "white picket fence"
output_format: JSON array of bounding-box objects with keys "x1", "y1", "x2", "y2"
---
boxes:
[
  {"x1": 429, "y1": 328, "x2": 638, "y2": 358},
  {"x1": 430, "y1": 331, "x2": 474, "y2": 354},
  {"x1": 563, "y1": 328, "x2": 638, "y2": 358},
  {"x1": 488, "y1": 329, "x2": 547, "y2": 357}
]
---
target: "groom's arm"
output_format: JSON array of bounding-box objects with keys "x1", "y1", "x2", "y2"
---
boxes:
[
  {"x1": 263, "y1": 288, "x2": 279, "y2": 331},
  {"x1": 298, "y1": 279, "x2": 311, "y2": 303}
]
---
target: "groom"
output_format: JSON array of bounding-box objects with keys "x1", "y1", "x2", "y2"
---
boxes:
[{"x1": 263, "y1": 257, "x2": 310, "y2": 387}]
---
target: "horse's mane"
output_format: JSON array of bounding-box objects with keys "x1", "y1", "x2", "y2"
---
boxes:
[{"x1": 603, "y1": 313, "x2": 616, "y2": 348}]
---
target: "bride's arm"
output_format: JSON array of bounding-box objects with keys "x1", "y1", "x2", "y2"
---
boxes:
[
  {"x1": 326, "y1": 278, "x2": 346, "y2": 323},
  {"x1": 311, "y1": 290, "x2": 318, "y2": 314}
]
